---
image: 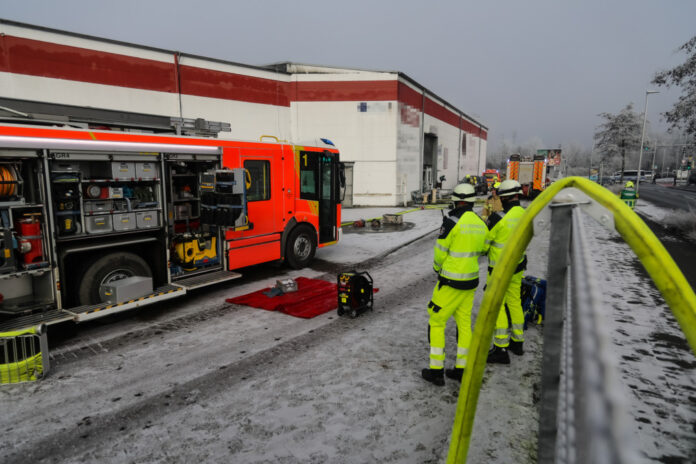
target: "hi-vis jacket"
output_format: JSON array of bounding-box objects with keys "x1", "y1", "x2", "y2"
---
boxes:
[
  {"x1": 620, "y1": 188, "x2": 637, "y2": 209},
  {"x1": 433, "y1": 207, "x2": 488, "y2": 290},
  {"x1": 484, "y1": 205, "x2": 527, "y2": 273}
]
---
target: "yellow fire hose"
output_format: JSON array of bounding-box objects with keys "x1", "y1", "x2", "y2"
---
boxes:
[{"x1": 447, "y1": 176, "x2": 696, "y2": 463}]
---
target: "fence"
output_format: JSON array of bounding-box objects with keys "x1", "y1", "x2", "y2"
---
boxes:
[
  {"x1": 1, "y1": 325, "x2": 50, "y2": 384},
  {"x1": 447, "y1": 177, "x2": 696, "y2": 463}
]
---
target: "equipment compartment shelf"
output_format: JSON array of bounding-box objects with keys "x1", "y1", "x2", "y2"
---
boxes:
[
  {"x1": 81, "y1": 178, "x2": 160, "y2": 183},
  {"x1": 54, "y1": 210, "x2": 81, "y2": 215},
  {"x1": 56, "y1": 228, "x2": 159, "y2": 242}
]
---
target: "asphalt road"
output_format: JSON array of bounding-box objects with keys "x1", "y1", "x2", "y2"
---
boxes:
[
  {"x1": 634, "y1": 182, "x2": 696, "y2": 289},
  {"x1": 636, "y1": 182, "x2": 696, "y2": 212}
]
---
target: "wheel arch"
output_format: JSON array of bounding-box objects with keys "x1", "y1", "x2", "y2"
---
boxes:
[
  {"x1": 280, "y1": 218, "x2": 317, "y2": 261},
  {"x1": 60, "y1": 237, "x2": 166, "y2": 308}
]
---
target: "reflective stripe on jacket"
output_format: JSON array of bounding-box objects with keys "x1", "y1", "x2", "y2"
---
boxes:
[
  {"x1": 620, "y1": 189, "x2": 637, "y2": 209},
  {"x1": 433, "y1": 209, "x2": 487, "y2": 290},
  {"x1": 484, "y1": 205, "x2": 527, "y2": 269}
]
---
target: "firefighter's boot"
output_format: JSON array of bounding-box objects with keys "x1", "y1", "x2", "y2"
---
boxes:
[
  {"x1": 487, "y1": 346, "x2": 510, "y2": 364},
  {"x1": 509, "y1": 340, "x2": 524, "y2": 356},
  {"x1": 445, "y1": 367, "x2": 463, "y2": 382},
  {"x1": 421, "y1": 368, "x2": 445, "y2": 386}
]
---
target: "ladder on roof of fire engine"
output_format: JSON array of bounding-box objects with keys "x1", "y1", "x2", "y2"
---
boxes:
[{"x1": 0, "y1": 100, "x2": 231, "y2": 137}]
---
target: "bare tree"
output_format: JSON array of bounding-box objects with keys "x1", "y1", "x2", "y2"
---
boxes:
[
  {"x1": 594, "y1": 104, "x2": 643, "y2": 181},
  {"x1": 653, "y1": 35, "x2": 696, "y2": 137}
]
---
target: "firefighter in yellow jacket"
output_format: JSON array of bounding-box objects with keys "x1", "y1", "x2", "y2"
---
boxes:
[
  {"x1": 620, "y1": 181, "x2": 638, "y2": 209},
  {"x1": 484, "y1": 179, "x2": 527, "y2": 364},
  {"x1": 481, "y1": 181, "x2": 503, "y2": 224},
  {"x1": 422, "y1": 183, "x2": 487, "y2": 385}
]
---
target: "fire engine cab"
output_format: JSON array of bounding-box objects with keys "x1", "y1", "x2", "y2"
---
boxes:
[{"x1": 0, "y1": 123, "x2": 344, "y2": 331}]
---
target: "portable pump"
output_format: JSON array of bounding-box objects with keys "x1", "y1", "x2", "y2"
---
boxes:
[{"x1": 337, "y1": 271, "x2": 373, "y2": 318}]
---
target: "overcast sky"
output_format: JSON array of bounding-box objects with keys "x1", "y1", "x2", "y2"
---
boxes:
[{"x1": 2, "y1": 0, "x2": 694, "y2": 154}]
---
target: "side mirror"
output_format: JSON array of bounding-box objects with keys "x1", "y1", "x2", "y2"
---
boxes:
[
  {"x1": 339, "y1": 162, "x2": 346, "y2": 187},
  {"x1": 338, "y1": 162, "x2": 346, "y2": 202}
]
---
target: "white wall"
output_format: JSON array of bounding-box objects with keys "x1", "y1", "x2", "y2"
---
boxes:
[
  {"x1": 291, "y1": 100, "x2": 398, "y2": 206},
  {"x1": 181, "y1": 95, "x2": 291, "y2": 142},
  {"x1": 0, "y1": 72, "x2": 181, "y2": 117},
  {"x1": 459, "y1": 132, "x2": 486, "y2": 179},
  {"x1": 396, "y1": 101, "x2": 422, "y2": 205}
]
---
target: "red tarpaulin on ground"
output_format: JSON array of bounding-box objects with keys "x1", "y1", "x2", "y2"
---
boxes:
[{"x1": 226, "y1": 277, "x2": 339, "y2": 319}]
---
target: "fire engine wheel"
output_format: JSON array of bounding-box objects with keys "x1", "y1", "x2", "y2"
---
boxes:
[
  {"x1": 286, "y1": 225, "x2": 316, "y2": 269},
  {"x1": 77, "y1": 252, "x2": 152, "y2": 306}
]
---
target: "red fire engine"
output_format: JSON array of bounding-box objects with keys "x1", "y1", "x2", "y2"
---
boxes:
[{"x1": 0, "y1": 123, "x2": 343, "y2": 331}]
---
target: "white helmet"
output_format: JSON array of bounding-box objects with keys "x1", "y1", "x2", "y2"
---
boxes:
[
  {"x1": 497, "y1": 179, "x2": 523, "y2": 197},
  {"x1": 452, "y1": 183, "x2": 477, "y2": 202}
]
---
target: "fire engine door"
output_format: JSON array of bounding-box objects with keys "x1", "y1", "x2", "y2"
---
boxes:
[{"x1": 299, "y1": 150, "x2": 338, "y2": 243}]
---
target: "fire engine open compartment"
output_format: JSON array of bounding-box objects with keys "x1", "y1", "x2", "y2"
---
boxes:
[
  {"x1": 49, "y1": 154, "x2": 163, "y2": 239},
  {"x1": 0, "y1": 151, "x2": 56, "y2": 316},
  {"x1": 47, "y1": 151, "x2": 168, "y2": 309},
  {"x1": 165, "y1": 154, "x2": 247, "y2": 280}
]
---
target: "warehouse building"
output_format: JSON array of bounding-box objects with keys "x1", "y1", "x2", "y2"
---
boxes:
[{"x1": 0, "y1": 19, "x2": 487, "y2": 206}]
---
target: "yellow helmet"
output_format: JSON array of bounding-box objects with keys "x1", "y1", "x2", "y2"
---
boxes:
[
  {"x1": 625, "y1": 181, "x2": 635, "y2": 188},
  {"x1": 493, "y1": 181, "x2": 501, "y2": 189},
  {"x1": 452, "y1": 183, "x2": 477, "y2": 202},
  {"x1": 498, "y1": 179, "x2": 523, "y2": 197}
]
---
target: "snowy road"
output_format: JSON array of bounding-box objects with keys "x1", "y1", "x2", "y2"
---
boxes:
[{"x1": 1, "y1": 203, "x2": 694, "y2": 463}]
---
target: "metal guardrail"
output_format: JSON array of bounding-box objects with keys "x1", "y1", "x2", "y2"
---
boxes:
[
  {"x1": 539, "y1": 202, "x2": 636, "y2": 464},
  {"x1": 1, "y1": 325, "x2": 50, "y2": 384},
  {"x1": 447, "y1": 177, "x2": 696, "y2": 463}
]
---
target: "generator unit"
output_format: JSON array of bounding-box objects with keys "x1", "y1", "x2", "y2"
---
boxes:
[{"x1": 337, "y1": 271, "x2": 373, "y2": 318}]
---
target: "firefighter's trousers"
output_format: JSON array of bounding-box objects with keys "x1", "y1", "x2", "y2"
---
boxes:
[
  {"x1": 427, "y1": 282, "x2": 476, "y2": 370},
  {"x1": 493, "y1": 270, "x2": 525, "y2": 348}
]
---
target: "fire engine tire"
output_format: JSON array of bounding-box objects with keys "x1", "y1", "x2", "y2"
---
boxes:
[
  {"x1": 77, "y1": 252, "x2": 152, "y2": 306},
  {"x1": 285, "y1": 225, "x2": 316, "y2": 269}
]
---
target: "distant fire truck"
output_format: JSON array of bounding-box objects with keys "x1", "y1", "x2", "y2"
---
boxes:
[
  {"x1": 0, "y1": 123, "x2": 343, "y2": 331},
  {"x1": 482, "y1": 169, "x2": 501, "y2": 189},
  {"x1": 506, "y1": 153, "x2": 547, "y2": 197}
]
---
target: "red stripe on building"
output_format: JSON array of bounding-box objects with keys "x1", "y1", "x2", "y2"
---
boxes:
[
  {"x1": 179, "y1": 65, "x2": 290, "y2": 107},
  {"x1": 0, "y1": 35, "x2": 177, "y2": 93},
  {"x1": 397, "y1": 82, "x2": 423, "y2": 110},
  {"x1": 424, "y1": 98, "x2": 460, "y2": 128},
  {"x1": 0, "y1": 34, "x2": 487, "y2": 136},
  {"x1": 292, "y1": 81, "x2": 397, "y2": 102}
]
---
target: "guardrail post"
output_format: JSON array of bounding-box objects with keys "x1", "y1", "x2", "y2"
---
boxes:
[
  {"x1": 538, "y1": 203, "x2": 573, "y2": 463},
  {"x1": 38, "y1": 324, "x2": 50, "y2": 376}
]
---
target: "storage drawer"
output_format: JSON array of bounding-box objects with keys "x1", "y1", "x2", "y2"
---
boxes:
[
  {"x1": 112, "y1": 199, "x2": 129, "y2": 212},
  {"x1": 51, "y1": 161, "x2": 82, "y2": 173},
  {"x1": 84, "y1": 200, "x2": 112, "y2": 213},
  {"x1": 111, "y1": 162, "x2": 135, "y2": 180},
  {"x1": 113, "y1": 212, "x2": 136, "y2": 231},
  {"x1": 85, "y1": 215, "x2": 113, "y2": 234},
  {"x1": 135, "y1": 211, "x2": 159, "y2": 229},
  {"x1": 135, "y1": 162, "x2": 159, "y2": 180}
]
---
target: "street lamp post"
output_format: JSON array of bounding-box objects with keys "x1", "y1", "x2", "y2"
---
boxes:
[
  {"x1": 588, "y1": 140, "x2": 595, "y2": 180},
  {"x1": 636, "y1": 90, "x2": 659, "y2": 198}
]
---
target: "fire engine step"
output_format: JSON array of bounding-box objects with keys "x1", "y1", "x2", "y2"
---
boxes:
[
  {"x1": 173, "y1": 269, "x2": 242, "y2": 290},
  {"x1": 0, "y1": 309, "x2": 74, "y2": 333},
  {"x1": 74, "y1": 284, "x2": 185, "y2": 322}
]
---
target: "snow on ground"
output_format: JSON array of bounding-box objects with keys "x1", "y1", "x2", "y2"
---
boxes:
[
  {"x1": 635, "y1": 198, "x2": 671, "y2": 222},
  {"x1": 583, "y1": 213, "x2": 696, "y2": 462},
  {"x1": 316, "y1": 206, "x2": 445, "y2": 265},
  {"x1": 1, "y1": 202, "x2": 694, "y2": 463}
]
